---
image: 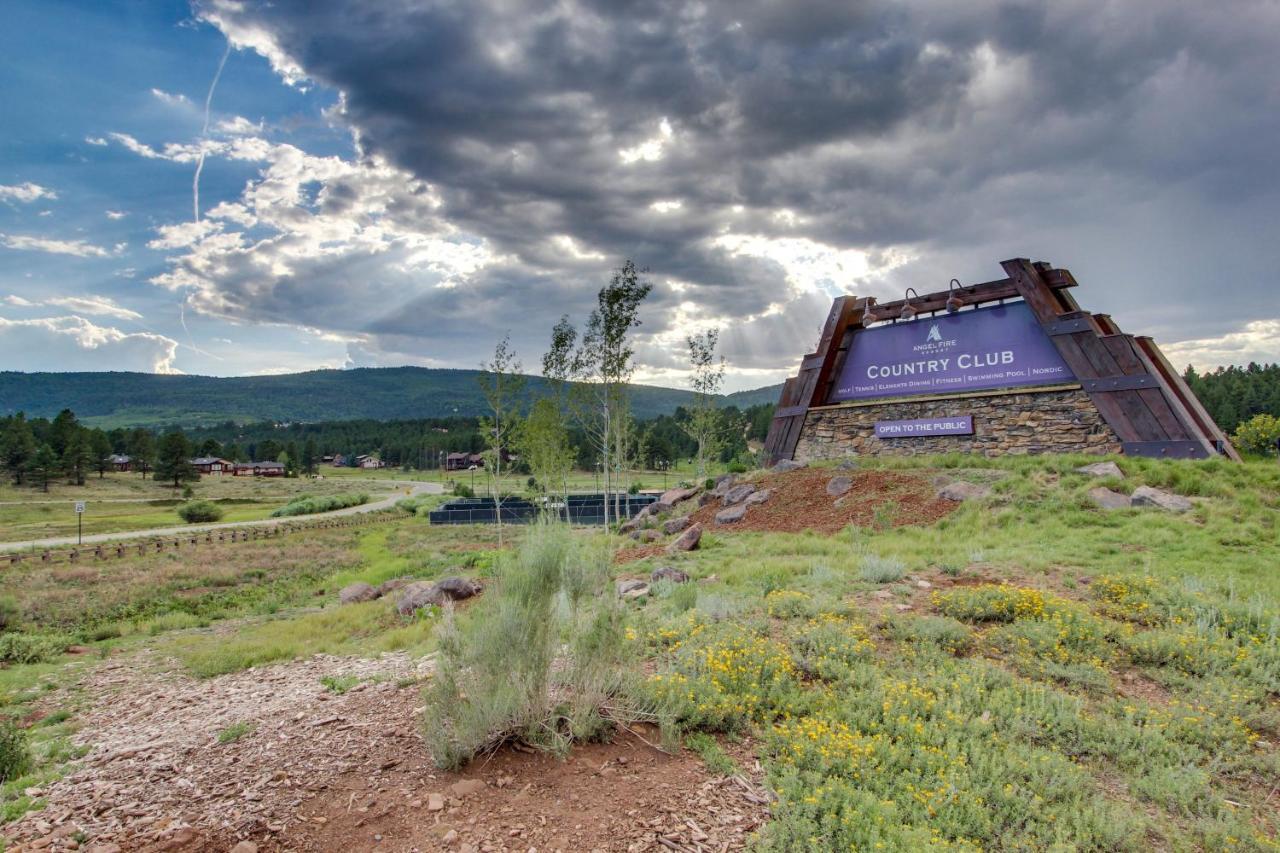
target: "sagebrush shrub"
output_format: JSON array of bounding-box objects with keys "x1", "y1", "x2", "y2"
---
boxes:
[
  {"x1": 421, "y1": 526, "x2": 633, "y2": 769},
  {"x1": 270, "y1": 493, "x2": 369, "y2": 518},
  {"x1": 858, "y1": 554, "x2": 906, "y2": 584},
  {"x1": 177, "y1": 500, "x2": 224, "y2": 523},
  {"x1": 0, "y1": 718, "x2": 31, "y2": 783},
  {"x1": 0, "y1": 596, "x2": 20, "y2": 633}
]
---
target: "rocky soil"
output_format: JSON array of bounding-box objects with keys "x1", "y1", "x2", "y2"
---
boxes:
[{"x1": 3, "y1": 646, "x2": 768, "y2": 853}]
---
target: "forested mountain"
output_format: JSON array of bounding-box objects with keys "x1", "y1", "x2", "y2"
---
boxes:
[
  {"x1": 0, "y1": 368, "x2": 784, "y2": 429},
  {"x1": 1184, "y1": 363, "x2": 1280, "y2": 434}
]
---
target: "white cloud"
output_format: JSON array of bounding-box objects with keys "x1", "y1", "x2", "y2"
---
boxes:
[
  {"x1": 0, "y1": 233, "x2": 114, "y2": 259},
  {"x1": 84, "y1": 136, "x2": 108, "y2": 146},
  {"x1": 44, "y1": 296, "x2": 143, "y2": 321},
  {"x1": 1163, "y1": 319, "x2": 1280, "y2": 372},
  {"x1": 0, "y1": 315, "x2": 179, "y2": 373},
  {"x1": 4, "y1": 293, "x2": 143, "y2": 321},
  {"x1": 0, "y1": 183, "x2": 57, "y2": 203},
  {"x1": 105, "y1": 210, "x2": 128, "y2": 220},
  {"x1": 215, "y1": 116, "x2": 262, "y2": 136},
  {"x1": 151, "y1": 88, "x2": 192, "y2": 107},
  {"x1": 619, "y1": 118, "x2": 674, "y2": 164}
]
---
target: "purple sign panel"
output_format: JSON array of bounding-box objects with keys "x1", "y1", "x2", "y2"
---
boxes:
[
  {"x1": 875, "y1": 416, "x2": 974, "y2": 438},
  {"x1": 831, "y1": 302, "x2": 1074, "y2": 402}
]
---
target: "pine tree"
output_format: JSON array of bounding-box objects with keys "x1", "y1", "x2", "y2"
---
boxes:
[
  {"x1": 90, "y1": 430, "x2": 114, "y2": 479},
  {"x1": 2, "y1": 413, "x2": 36, "y2": 485},
  {"x1": 302, "y1": 437, "x2": 317, "y2": 477},
  {"x1": 30, "y1": 443, "x2": 58, "y2": 492},
  {"x1": 153, "y1": 430, "x2": 199, "y2": 489},
  {"x1": 128, "y1": 428, "x2": 155, "y2": 479},
  {"x1": 63, "y1": 428, "x2": 92, "y2": 486}
]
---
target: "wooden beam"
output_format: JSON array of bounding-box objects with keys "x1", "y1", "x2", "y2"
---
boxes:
[
  {"x1": 864, "y1": 274, "x2": 1076, "y2": 321},
  {"x1": 1134, "y1": 336, "x2": 1240, "y2": 461}
]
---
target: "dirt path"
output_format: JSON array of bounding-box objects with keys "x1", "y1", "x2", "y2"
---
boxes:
[
  {"x1": 0, "y1": 482, "x2": 442, "y2": 553},
  {"x1": 3, "y1": 645, "x2": 769, "y2": 853}
]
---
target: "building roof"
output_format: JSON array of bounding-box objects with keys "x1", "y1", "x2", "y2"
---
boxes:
[
  {"x1": 109, "y1": 454, "x2": 131, "y2": 463},
  {"x1": 190, "y1": 457, "x2": 230, "y2": 466}
]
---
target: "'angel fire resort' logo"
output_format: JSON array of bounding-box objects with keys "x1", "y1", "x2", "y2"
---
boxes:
[{"x1": 913, "y1": 321, "x2": 956, "y2": 354}]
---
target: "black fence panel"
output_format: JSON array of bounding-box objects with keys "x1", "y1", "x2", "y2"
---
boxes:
[{"x1": 428, "y1": 493, "x2": 658, "y2": 526}]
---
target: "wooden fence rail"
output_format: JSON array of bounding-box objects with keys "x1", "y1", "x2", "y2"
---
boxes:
[{"x1": 1, "y1": 511, "x2": 398, "y2": 568}]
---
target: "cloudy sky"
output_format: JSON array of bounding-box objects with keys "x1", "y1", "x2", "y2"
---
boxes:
[{"x1": 1, "y1": 0, "x2": 1277, "y2": 391}]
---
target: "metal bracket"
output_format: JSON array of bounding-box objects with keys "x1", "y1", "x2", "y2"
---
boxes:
[
  {"x1": 1122, "y1": 440, "x2": 1212, "y2": 459},
  {"x1": 1044, "y1": 317, "x2": 1093, "y2": 336},
  {"x1": 1081, "y1": 374, "x2": 1157, "y2": 392}
]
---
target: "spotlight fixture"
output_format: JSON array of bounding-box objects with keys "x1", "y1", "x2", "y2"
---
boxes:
[
  {"x1": 899, "y1": 287, "x2": 919, "y2": 321},
  {"x1": 946, "y1": 278, "x2": 963, "y2": 313}
]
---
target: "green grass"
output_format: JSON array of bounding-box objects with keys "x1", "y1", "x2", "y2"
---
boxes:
[
  {"x1": 320, "y1": 674, "x2": 359, "y2": 694},
  {"x1": 166, "y1": 600, "x2": 436, "y2": 678},
  {"x1": 685, "y1": 731, "x2": 739, "y2": 776},
  {"x1": 216, "y1": 721, "x2": 255, "y2": 744}
]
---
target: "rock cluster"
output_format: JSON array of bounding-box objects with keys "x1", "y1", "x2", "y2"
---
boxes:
[{"x1": 1089, "y1": 484, "x2": 1194, "y2": 512}]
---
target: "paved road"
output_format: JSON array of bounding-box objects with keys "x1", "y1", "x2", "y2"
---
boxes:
[{"x1": 0, "y1": 481, "x2": 443, "y2": 553}]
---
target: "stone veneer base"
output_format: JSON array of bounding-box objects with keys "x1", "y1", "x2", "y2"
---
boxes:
[{"x1": 793, "y1": 385, "x2": 1121, "y2": 460}]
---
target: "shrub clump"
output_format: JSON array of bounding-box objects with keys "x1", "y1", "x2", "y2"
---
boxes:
[
  {"x1": 932, "y1": 584, "x2": 1060, "y2": 622},
  {"x1": 176, "y1": 500, "x2": 224, "y2": 523},
  {"x1": 421, "y1": 526, "x2": 634, "y2": 769},
  {"x1": 0, "y1": 595, "x2": 21, "y2": 633},
  {"x1": 858, "y1": 553, "x2": 906, "y2": 584},
  {"x1": 0, "y1": 632, "x2": 71, "y2": 664},
  {"x1": 0, "y1": 718, "x2": 31, "y2": 784},
  {"x1": 270, "y1": 493, "x2": 369, "y2": 518}
]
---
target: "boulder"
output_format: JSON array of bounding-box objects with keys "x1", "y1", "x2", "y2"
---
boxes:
[
  {"x1": 1088, "y1": 487, "x2": 1130, "y2": 510},
  {"x1": 837, "y1": 458, "x2": 860, "y2": 471},
  {"x1": 745, "y1": 488, "x2": 772, "y2": 506},
  {"x1": 339, "y1": 582, "x2": 378, "y2": 605},
  {"x1": 662, "y1": 515, "x2": 691, "y2": 535},
  {"x1": 397, "y1": 578, "x2": 482, "y2": 615},
  {"x1": 1130, "y1": 485, "x2": 1193, "y2": 512},
  {"x1": 936, "y1": 481, "x2": 992, "y2": 501},
  {"x1": 826, "y1": 476, "x2": 853, "y2": 497},
  {"x1": 637, "y1": 529, "x2": 661, "y2": 543},
  {"x1": 651, "y1": 566, "x2": 691, "y2": 584},
  {"x1": 668, "y1": 523, "x2": 702, "y2": 553},
  {"x1": 430, "y1": 577, "x2": 483, "y2": 604},
  {"x1": 697, "y1": 492, "x2": 718, "y2": 507},
  {"x1": 1076, "y1": 461, "x2": 1124, "y2": 479},
  {"x1": 657, "y1": 486, "x2": 699, "y2": 509},
  {"x1": 616, "y1": 579, "x2": 650, "y2": 599},
  {"x1": 618, "y1": 517, "x2": 642, "y2": 535},
  {"x1": 715, "y1": 504, "x2": 748, "y2": 524},
  {"x1": 773, "y1": 459, "x2": 806, "y2": 473},
  {"x1": 375, "y1": 577, "x2": 414, "y2": 598},
  {"x1": 711, "y1": 474, "x2": 737, "y2": 496},
  {"x1": 722, "y1": 483, "x2": 757, "y2": 506}
]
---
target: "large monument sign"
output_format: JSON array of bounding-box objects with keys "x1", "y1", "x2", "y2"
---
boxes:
[
  {"x1": 830, "y1": 302, "x2": 1073, "y2": 402},
  {"x1": 764, "y1": 258, "x2": 1237, "y2": 463}
]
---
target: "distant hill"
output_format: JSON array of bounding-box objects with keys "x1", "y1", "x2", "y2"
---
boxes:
[{"x1": 0, "y1": 368, "x2": 781, "y2": 429}]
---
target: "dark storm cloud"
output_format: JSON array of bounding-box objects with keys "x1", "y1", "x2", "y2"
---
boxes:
[{"x1": 197, "y1": 0, "x2": 1280, "y2": 380}]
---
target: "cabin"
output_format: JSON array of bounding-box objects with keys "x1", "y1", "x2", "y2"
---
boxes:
[
  {"x1": 355, "y1": 454, "x2": 385, "y2": 469},
  {"x1": 109, "y1": 454, "x2": 132, "y2": 472},
  {"x1": 445, "y1": 452, "x2": 470, "y2": 471},
  {"x1": 190, "y1": 456, "x2": 232, "y2": 474},
  {"x1": 330, "y1": 454, "x2": 347, "y2": 467},
  {"x1": 233, "y1": 461, "x2": 286, "y2": 477}
]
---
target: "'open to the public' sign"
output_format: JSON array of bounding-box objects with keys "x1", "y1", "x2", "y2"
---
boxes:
[
  {"x1": 832, "y1": 302, "x2": 1074, "y2": 402},
  {"x1": 874, "y1": 416, "x2": 975, "y2": 438}
]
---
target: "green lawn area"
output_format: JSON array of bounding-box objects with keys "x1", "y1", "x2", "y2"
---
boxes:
[{"x1": 0, "y1": 471, "x2": 399, "y2": 543}]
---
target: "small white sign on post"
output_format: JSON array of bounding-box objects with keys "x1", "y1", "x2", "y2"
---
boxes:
[{"x1": 74, "y1": 501, "x2": 85, "y2": 514}]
